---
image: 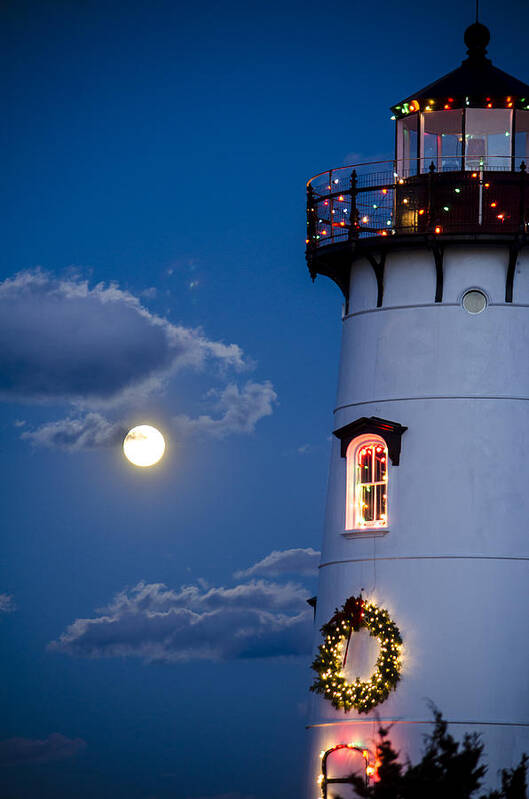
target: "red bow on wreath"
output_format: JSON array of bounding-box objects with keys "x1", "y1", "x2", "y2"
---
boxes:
[{"x1": 343, "y1": 595, "x2": 365, "y2": 631}]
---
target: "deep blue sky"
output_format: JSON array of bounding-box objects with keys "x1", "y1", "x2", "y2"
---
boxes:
[{"x1": 2, "y1": 1, "x2": 529, "y2": 797}]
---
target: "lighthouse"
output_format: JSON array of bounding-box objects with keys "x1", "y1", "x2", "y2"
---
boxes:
[{"x1": 305, "y1": 21, "x2": 529, "y2": 798}]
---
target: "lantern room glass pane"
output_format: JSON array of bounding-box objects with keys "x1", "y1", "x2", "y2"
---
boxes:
[
  {"x1": 465, "y1": 109, "x2": 512, "y2": 170},
  {"x1": 397, "y1": 116, "x2": 418, "y2": 177},
  {"x1": 515, "y1": 110, "x2": 529, "y2": 169},
  {"x1": 420, "y1": 110, "x2": 463, "y2": 173}
]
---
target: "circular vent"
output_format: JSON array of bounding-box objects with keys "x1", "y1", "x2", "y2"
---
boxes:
[{"x1": 462, "y1": 289, "x2": 487, "y2": 314}]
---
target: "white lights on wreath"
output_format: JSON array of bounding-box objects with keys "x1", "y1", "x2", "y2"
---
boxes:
[{"x1": 310, "y1": 596, "x2": 403, "y2": 713}]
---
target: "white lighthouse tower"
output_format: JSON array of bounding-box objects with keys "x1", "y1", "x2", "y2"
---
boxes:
[{"x1": 305, "y1": 21, "x2": 529, "y2": 797}]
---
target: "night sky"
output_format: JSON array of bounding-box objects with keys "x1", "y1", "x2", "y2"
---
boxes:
[{"x1": 2, "y1": 1, "x2": 529, "y2": 797}]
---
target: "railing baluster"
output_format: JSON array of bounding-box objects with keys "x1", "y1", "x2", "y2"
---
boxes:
[
  {"x1": 348, "y1": 170, "x2": 359, "y2": 241},
  {"x1": 330, "y1": 170, "x2": 334, "y2": 244},
  {"x1": 478, "y1": 159, "x2": 484, "y2": 226},
  {"x1": 520, "y1": 161, "x2": 527, "y2": 233},
  {"x1": 427, "y1": 161, "x2": 436, "y2": 231}
]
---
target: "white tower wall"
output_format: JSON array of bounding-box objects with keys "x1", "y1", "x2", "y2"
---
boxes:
[{"x1": 306, "y1": 246, "x2": 529, "y2": 797}]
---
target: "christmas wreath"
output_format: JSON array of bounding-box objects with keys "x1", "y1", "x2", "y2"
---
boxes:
[{"x1": 310, "y1": 595, "x2": 402, "y2": 713}]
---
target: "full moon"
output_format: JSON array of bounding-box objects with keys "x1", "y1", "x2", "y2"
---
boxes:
[{"x1": 123, "y1": 425, "x2": 166, "y2": 467}]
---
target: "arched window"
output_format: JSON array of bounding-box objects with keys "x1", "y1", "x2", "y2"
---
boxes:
[
  {"x1": 346, "y1": 435, "x2": 388, "y2": 530},
  {"x1": 334, "y1": 416, "x2": 407, "y2": 534}
]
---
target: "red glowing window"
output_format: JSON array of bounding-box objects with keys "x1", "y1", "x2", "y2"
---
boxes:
[{"x1": 346, "y1": 436, "x2": 388, "y2": 530}]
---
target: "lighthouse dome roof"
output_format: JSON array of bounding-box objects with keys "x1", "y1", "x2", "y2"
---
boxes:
[{"x1": 391, "y1": 23, "x2": 529, "y2": 115}]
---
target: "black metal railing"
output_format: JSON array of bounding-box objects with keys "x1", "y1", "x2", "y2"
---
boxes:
[{"x1": 306, "y1": 157, "x2": 529, "y2": 249}]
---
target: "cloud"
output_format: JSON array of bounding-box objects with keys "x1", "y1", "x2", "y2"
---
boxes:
[
  {"x1": 173, "y1": 381, "x2": 276, "y2": 438},
  {"x1": 21, "y1": 412, "x2": 124, "y2": 451},
  {"x1": 297, "y1": 443, "x2": 313, "y2": 455},
  {"x1": 5, "y1": 271, "x2": 277, "y2": 449},
  {"x1": 234, "y1": 548, "x2": 320, "y2": 579},
  {"x1": 0, "y1": 734, "x2": 86, "y2": 767},
  {"x1": 49, "y1": 578, "x2": 312, "y2": 663},
  {"x1": 20, "y1": 383, "x2": 278, "y2": 449},
  {"x1": 0, "y1": 270, "x2": 245, "y2": 406},
  {"x1": 0, "y1": 594, "x2": 15, "y2": 614}
]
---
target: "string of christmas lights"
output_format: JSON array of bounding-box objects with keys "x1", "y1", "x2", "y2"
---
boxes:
[
  {"x1": 317, "y1": 743, "x2": 380, "y2": 798},
  {"x1": 307, "y1": 165, "x2": 527, "y2": 245},
  {"x1": 394, "y1": 95, "x2": 529, "y2": 118}
]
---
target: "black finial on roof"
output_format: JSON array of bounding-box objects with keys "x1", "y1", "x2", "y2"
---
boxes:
[{"x1": 464, "y1": 21, "x2": 490, "y2": 61}]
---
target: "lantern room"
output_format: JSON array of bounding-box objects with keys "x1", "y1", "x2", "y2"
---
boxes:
[
  {"x1": 305, "y1": 20, "x2": 529, "y2": 300},
  {"x1": 394, "y1": 23, "x2": 529, "y2": 175}
]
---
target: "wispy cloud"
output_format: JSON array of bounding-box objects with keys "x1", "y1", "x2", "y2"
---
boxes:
[
  {"x1": 173, "y1": 381, "x2": 277, "y2": 439},
  {"x1": 0, "y1": 594, "x2": 15, "y2": 614},
  {"x1": 49, "y1": 572, "x2": 313, "y2": 662},
  {"x1": 22, "y1": 413, "x2": 124, "y2": 451},
  {"x1": 0, "y1": 734, "x2": 86, "y2": 767},
  {"x1": 21, "y1": 379, "x2": 278, "y2": 451},
  {"x1": 234, "y1": 548, "x2": 320, "y2": 579},
  {"x1": 297, "y1": 443, "x2": 314, "y2": 455}
]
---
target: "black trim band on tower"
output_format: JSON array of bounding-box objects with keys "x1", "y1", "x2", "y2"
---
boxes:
[
  {"x1": 333, "y1": 416, "x2": 408, "y2": 465},
  {"x1": 307, "y1": 234, "x2": 529, "y2": 307}
]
